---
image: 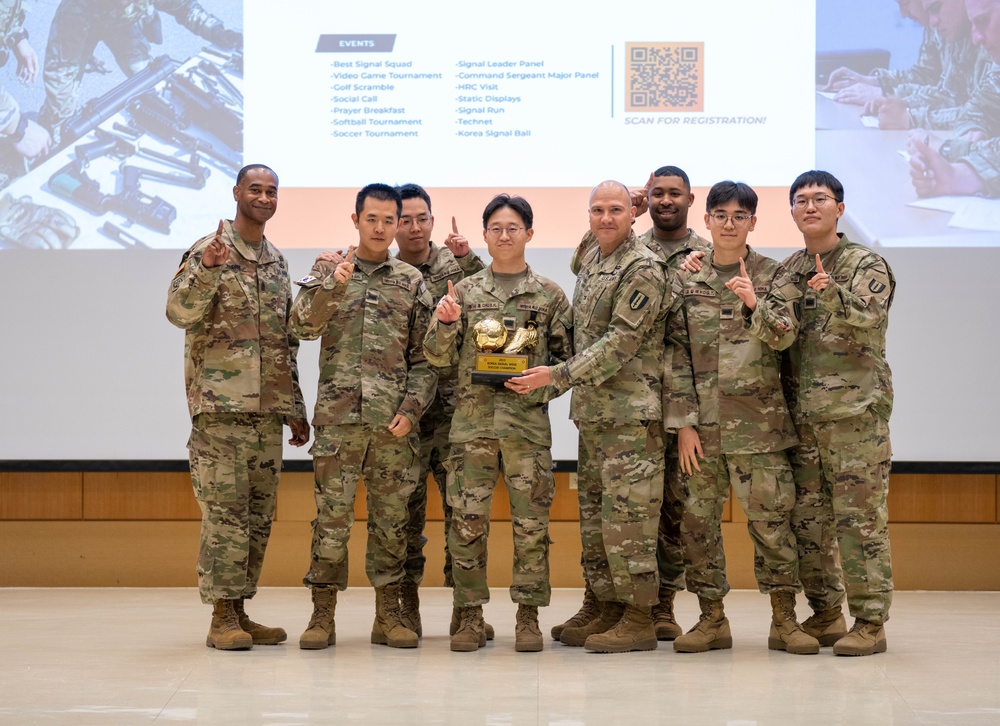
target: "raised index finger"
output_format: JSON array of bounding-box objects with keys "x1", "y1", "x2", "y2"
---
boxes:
[
  {"x1": 451, "y1": 216, "x2": 459, "y2": 234},
  {"x1": 447, "y1": 279, "x2": 455, "y2": 298},
  {"x1": 215, "y1": 219, "x2": 224, "y2": 238},
  {"x1": 739, "y1": 257, "x2": 749, "y2": 278},
  {"x1": 346, "y1": 246, "x2": 356, "y2": 263},
  {"x1": 815, "y1": 254, "x2": 825, "y2": 275}
]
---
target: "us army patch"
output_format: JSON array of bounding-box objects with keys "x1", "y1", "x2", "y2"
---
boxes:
[{"x1": 628, "y1": 291, "x2": 649, "y2": 311}]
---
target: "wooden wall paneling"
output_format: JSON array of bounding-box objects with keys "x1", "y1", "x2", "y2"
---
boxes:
[
  {"x1": 887, "y1": 474, "x2": 997, "y2": 523},
  {"x1": 0, "y1": 472, "x2": 82, "y2": 520},
  {"x1": 83, "y1": 472, "x2": 200, "y2": 520}
]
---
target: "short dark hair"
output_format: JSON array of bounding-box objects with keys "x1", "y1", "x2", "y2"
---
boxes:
[
  {"x1": 356, "y1": 183, "x2": 402, "y2": 217},
  {"x1": 396, "y1": 183, "x2": 432, "y2": 212},
  {"x1": 706, "y1": 180, "x2": 758, "y2": 214},
  {"x1": 236, "y1": 164, "x2": 278, "y2": 186},
  {"x1": 482, "y1": 193, "x2": 533, "y2": 229},
  {"x1": 789, "y1": 170, "x2": 844, "y2": 205},
  {"x1": 652, "y1": 165, "x2": 691, "y2": 191}
]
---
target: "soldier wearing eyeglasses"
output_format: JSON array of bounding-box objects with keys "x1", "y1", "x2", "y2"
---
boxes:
[
  {"x1": 392, "y1": 183, "x2": 484, "y2": 637},
  {"x1": 665, "y1": 181, "x2": 812, "y2": 655},
  {"x1": 782, "y1": 170, "x2": 896, "y2": 657},
  {"x1": 424, "y1": 194, "x2": 572, "y2": 652}
]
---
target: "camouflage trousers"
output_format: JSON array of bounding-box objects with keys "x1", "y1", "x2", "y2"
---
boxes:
[
  {"x1": 403, "y1": 396, "x2": 454, "y2": 587},
  {"x1": 681, "y1": 450, "x2": 799, "y2": 601},
  {"x1": 789, "y1": 410, "x2": 893, "y2": 623},
  {"x1": 187, "y1": 412, "x2": 283, "y2": 605},
  {"x1": 656, "y1": 434, "x2": 687, "y2": 591},
  {"x1": 447, "y1": 436, "x2": 555, "y2": 608},
  {"x1": 303, "y1": 423, "x2": 420, "y2": 591},
  {"x1": 39, "y1": 0, "x2": 152, "y2": 136},
  {"x1": 577, "y1": 421, "x2": 664, "y2": 608}
]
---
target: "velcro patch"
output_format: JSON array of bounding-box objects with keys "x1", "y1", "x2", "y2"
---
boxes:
[{"x1": 629, "y1": 291, "x2": 649, "y2": 311}]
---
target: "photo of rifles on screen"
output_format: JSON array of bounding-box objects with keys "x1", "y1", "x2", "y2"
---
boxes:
[
  {"x1": 815, "y1": 0, "x2": 1000, "y2": 245},
  {"x1": 0, "y1": 0, "x2": 242, "y2": 249}
]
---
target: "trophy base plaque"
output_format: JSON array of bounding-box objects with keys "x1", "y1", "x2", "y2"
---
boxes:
[{"x1": 471, "y1": 352, "x2": 528, "y2": 386}]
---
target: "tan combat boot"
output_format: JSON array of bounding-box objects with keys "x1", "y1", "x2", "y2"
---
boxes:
[
  {"x1": 450, "y1": 608, "x2": 495, "y2": 640},
  {"x1": 584, "y1": 604, "x2": 658, "y2": 653},
  {"x1": 299, "y1": 587, "x2": 337, "y2": 650},
  {"x1": 673, "y1": 597, "x2": 732, "y2": 653},
  {"x1": 802, "y1": 606, "x2": 848, "y2": 646},
  {"x1": 206, "y1": 599, "x2": 253, "y2": 650},
  {"x1": 450, "y1": 605, "x2": 487, "y2": 652},
  {"x1": 652, "y1": 587, "x2": 683, "y2": 641},
  {"x1": 559, "y1": 601, "x2": 626, "y2": 647},
  {"x1": 234, "y1": 598, "x2": 287, "y2": 645},
  {"x1": 372, "y1": 583, "x2": 418, "y2": 648},
  {"x1": 833, "y1": 618, "x2": 887, "y2": 656},
  {"x1": 551, "y1": 582, "x2": 599, "y2": 640},
  {"x1": 514, "y1": 604, "x2": 543, "y2": 652},
  {"x1": 768, "y1": 591, "x2": 820, "y2": 655},
  {"x1": 399, "y1": 580, "x2": 422, "y2": 637}
]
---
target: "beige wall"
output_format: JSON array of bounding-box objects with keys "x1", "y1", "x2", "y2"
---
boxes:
[{"x1": 2, "y1": 471, "x2": 998, "y2": 589}]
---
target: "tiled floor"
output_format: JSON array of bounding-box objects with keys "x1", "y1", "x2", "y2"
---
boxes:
[{"x1": 1, "y1": 588, "x2": 997, "y2": 725}]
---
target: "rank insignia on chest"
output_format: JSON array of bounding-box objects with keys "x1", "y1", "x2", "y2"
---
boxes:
[
  {"x1": 720, "y1": 305, "x2": 735, "y2": 320},
  {"x1": 628, "y1": 291, "x2": 649, "y2": 311},
  {"x1": 804, "y1": 297, "x2": 817, "y2": 309},
  {"x1": 365, "y1": 290, "x2": 380, "y2": 305},
  {"x1": 503, "y1": 316, "x2": 517, "y2": 331}
]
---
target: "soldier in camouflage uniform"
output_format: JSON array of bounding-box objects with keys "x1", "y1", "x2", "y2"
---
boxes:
[
  {"x1": 38, "y1": 0, "x2": 241, "y2": 143},
  {"x1": 909, "y1": 0, "x2": 1000, "y2": 198},
  {"x1": 0, "y1": 0, "x2": 51, "y2": 174},
  {"x1": 664, "y1": 181, "x2": 818, "y2": 655},
  {"x1": 393, "y1": 183, "x2": 484, "y2": 635},
  {"x1": 291, "y1": 183, "x2": 437, "y2": 651},
  {"x1": 511, "y1": 181, "x2": 668, "y2": 654},
  {"x1": 166, "y1": 164, "x2": 309, "y2": 651},
  {"x1": 425, "y1": 194, "x2": 573, "y2": 653},
  {"x1": 783, "y1": 170, "x2": 896, "y2": 657},
  {"x1": 553, "y1": 166, "x2": 709, "y2": 643}
]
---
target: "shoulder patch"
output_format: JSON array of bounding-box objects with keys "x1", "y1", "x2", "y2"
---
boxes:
[
  {"x1": 295, "y1": 274, "x2": 317, "y2": 286},
  {"x1": 868, "y1": 279, "x2": 886, "y2": 294},
  {"x1": 629, "y1": 291, "x2": 649, "y2": 311}
]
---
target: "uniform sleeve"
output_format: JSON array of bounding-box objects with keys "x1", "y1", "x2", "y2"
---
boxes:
[
  {"x1": 165, "y1": 247, "x2": 224, "y2": 328},
  {"x1": 551, "y1": 262, "x2": 666, "y2": 390},
  {"x1": 456, "y1": 250, "x2": 486, "y2": 277},
  {"x1": 288, "y1": 262, "x2": 344, "y2": 340},
  {"x1": 0, "y1": 85, "x2": 19, "y2": 132},
  {"x1": 158, "y1": 0, "x2": 239, "y2": 48},
  {"x1": 536, "y1": 288, "x2": 574, "y2": 404},
  {"x1": 663, "y1": 282, "x2": 698, "y2": 431},
  {"x1": 743, "y1": 266, "x2": 801, "y2": 351},
  {"x1": 398, "y1": 284, "x2": 438, "y2": 425},
  {"x1": 286, "y1": 284, "x2": 308, "y2": 422},
  {"x1": 958, "y1": 137, "x2": 1000, "y2": 196},
  {"x1": 874, "y1": 28, "x2": 942, "y2": 92},
  {"x1": 816, "y1": 255, "x2": 894, "y2": 329},
  {"x1": 569, "y1": 231, "x2": 598, "y2": 276},
  {"x1": 422, "y1": 284, "x2": 464, "y2": 369}
]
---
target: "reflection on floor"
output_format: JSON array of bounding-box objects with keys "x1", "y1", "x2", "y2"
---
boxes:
[{"x1": 1, "y1": 588, "x2": 998, "y2": 725}]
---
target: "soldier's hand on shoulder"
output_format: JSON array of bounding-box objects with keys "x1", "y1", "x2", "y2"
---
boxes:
[
  {"x1": 333, "y1": 246, "x2": 355, "y2": 283},
  {"x1": 202, "y1": 220, "x2": 230, "y2": 268},
  {"x1": 681, "y1": 249, "x2": 705, "y2": 273}
]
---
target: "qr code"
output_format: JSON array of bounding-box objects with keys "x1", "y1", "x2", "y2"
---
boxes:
[{"x1": 626, "y1": 42, "x2": 704, "y2": 112}]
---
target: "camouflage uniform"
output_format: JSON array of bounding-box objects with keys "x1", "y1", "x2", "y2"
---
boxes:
[
  {"x1": 872, "y1": 26, "x2": 942, "y2": 94},
  {"x1": 572, "y1": 226, "x2": 710, "y2": 594},
  {"x1": 398, "y1": 243, "x2": 483, "y2": 588},
  {"x1": 39, "y1": 0, "x2": 239, "y2": 136},
  {"x1": 905, "y1": 44, "x2": 993, "y2": 130},
  {"x1": 665, "y1": 248, "x2": 801, "y2": 601},
  {"x1": 291, "y1": 254, "x2": 436, "y2": 591},
  {"x1": 551, "y1": 232, "x2": 668, "y2": 608},
  {"x1": 424, "y1": 265, "x2": 573, "y2": 607},
  {"x1": 944, "y1": 63, "x2": 1000, "y2": 197},
  {"x1": 166, "y1": 220, "x2": 306, "y2": 604},
  {"x1": 782, "y1": 234, "x2": 896, "y2": 624},
  {"x1": 0, "y1": 0, "x2": 26, "y2": 132}
]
